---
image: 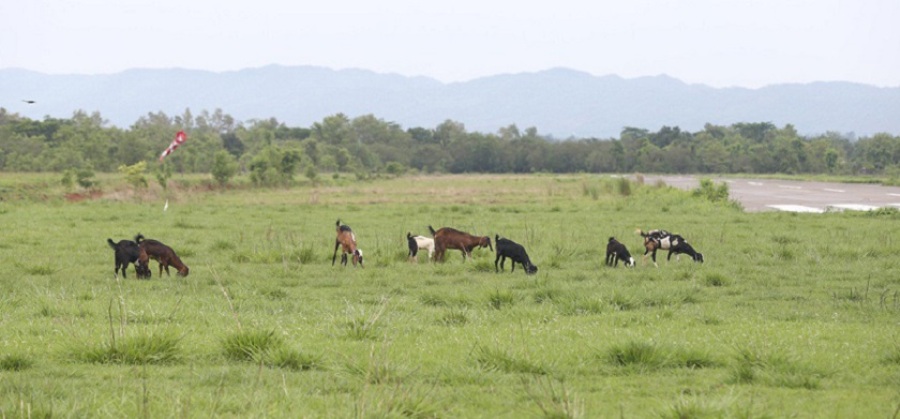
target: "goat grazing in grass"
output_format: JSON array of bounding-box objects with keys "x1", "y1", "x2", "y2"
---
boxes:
[
  {"x1": 494, "y1": 235, "x2": 538, "y2": 274},
  {"x1": 605, "y1": 237, "x2": 635, "y2": 267},
  {"x1": 637, "y1": 229, "x2": 704, "y2": 266},
  {"x1": 407, "y1": 232, "x2": 435, "y2": 263},
  {"x1": 429, "y1": 225, "x2": 492, "y2": 262},
  {"x1": 107, "y1": 238, "x2": 151, "y2": 279},
  {"x1": 135, "y1": 234, "x2": 190, "y2": 277},
  {"x1": 333, "y1": 220, "x2": 363, "y2": 267}
]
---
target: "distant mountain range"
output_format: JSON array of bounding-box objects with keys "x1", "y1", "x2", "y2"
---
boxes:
[{"x1": 2, "y1": 65, "x2": 898, "y2": 138}]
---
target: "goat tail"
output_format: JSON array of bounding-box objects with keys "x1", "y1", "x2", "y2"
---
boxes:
[
  {"x1": 107, "y1": 238, "x2": 116, "y2": 249},
  {"x1": 134, "y1": 233, "x2": 145, "y2": 243},
  {"x1": 428, "y1": 225, "x2": 436, "y2": 236},
  {"x1": 635, "y1": 228, "x2": 647, "y2": 237}
]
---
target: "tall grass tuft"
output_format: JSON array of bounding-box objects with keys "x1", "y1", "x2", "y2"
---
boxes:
[
  {"x1": 266, "y1": 346, "x2": 323, "y2": 371},
  {"x1": 488, "y1": 289, "x2": 516, "y2": 310},
  {"x1": 354, "y1": 381, "x2": 442, "y2": 418},
  {"x1": 555, "y1": 295, "x2": 604, "y2": 316},
  {"x1": 471, "y1": 259, "x2": 495, "y2": 272},
  {"x1": 19, "y1": 263, "x2": 57, "y2": 276},
  {"x1": 582, "y1": 181, "x2": 602, "y2": 200},
  {"x1": 883, "y1": 344, "x2": 900, "y2": 365},
  {"x1": 0, "y1": 354, "x2": 34, "y2": 371},
  {"x1": 344, "y1": 298, "x2": 388, "y2": 340},
  {"x1": 221, "y1": 329, "x2": 284, "y2": 362},
  {"x1": 703, "y1": 272, "x2": 731, "y2": 287},
  {"x1": 728, "y1": 347, "x2": 823, "y2": 389},
  {"x1": 438, "y1": 307, "x2": 469, "y2": 326},
  {"x1": 605, "y1": 340, "x2": 668, "y2": 371},
  {"x1": 473, "y1": 345, "x2": 549, "y2": 375},
  {"x1": 76, "y1": 331, "x2": 181, "y2": 364},
  {"x1": 661, "y1": 397, "x2": 723, "y2": 419},
  {"x1": 520, "y1": 375, "x2": 583, "y2": 419},
  {"x1": 616, "y1": 177, "x2": 632, "y2": 196},
  {"x1": 297, "y1": 245, "x2": 317, "y2": 264},
  {"x1": 672, "y1": 347, "x2": 719, "y2": 369}
]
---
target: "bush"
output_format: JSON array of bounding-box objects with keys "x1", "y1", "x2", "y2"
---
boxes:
[
  {"x1": 118, "y1": 162, "x2": 148, "y2": 189},
  {"x1": 211, "y1": 150, "x2": 238, "y2": 186},
  {"x1": 693, "y1": 178, "x2": 729, "y2": 202}
]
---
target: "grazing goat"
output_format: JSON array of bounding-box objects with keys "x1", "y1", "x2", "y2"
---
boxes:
[
  {"x1": 605, "y1": 237, "x2": 635, "y2": 267},
  {"x1": 332, "y1": 220, "x2": 363, "y2": 267},
  {"x1": 107, "y1": 238, "x2": 151, "y2": 279},
  {"x1": 135, "y1": 234, "x2": 190, "y2": 277},
  {"x1": 407, "y1": 232, "x2": 435, "y2": 263},
  {"x1": 637, "y1": 229, "x2": 704, "y2": 266},
  {"x1": 429, "y1": 225, "x2": 492, "y2": 262},
  {"x1": 494, "y1": 235, "x2": 538, "y2": 274}
]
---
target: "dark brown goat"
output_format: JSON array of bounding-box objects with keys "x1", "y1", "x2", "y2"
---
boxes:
[
  {"x1": 332, "y1": 220, "x2": 363, "y2": 267},
  {"x1": 135, "y1": 234, "x2": 190, "y2": 277},
  {"x1": 429, "y1": 225, "x2": 492, "y2": 262}
]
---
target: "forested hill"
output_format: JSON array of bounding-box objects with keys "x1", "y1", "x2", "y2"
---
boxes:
[{"x1": 2, "y1": 66, "x2": 898, "y2": 138}]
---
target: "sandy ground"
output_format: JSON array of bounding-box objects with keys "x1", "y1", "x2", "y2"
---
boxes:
[{"x1": 640, "y1": 176, "x2": 900, "y2": 213}]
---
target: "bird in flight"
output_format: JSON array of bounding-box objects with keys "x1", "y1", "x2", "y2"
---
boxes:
[{"x1": 22, "y1": 100, "x2": 36, "y2": 104}]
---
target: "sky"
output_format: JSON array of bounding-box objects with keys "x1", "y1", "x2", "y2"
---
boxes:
[{"x1": 2, "y1": 0, "x2": 899, "y2": 88}]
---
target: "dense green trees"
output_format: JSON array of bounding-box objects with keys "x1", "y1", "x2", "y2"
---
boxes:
[{"x1": 0, "y1": 107, "x2": 897, "y2": 179}]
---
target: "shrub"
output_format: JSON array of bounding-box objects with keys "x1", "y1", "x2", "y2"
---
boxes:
[
  {"x1": 118, "y1": 162, "x2": 148, "y2": 189},
  {"x1": 211, "y1": 150, "x2": 238, "y2": 186}
]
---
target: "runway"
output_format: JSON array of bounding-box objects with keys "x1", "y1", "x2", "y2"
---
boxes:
[{"x1": 639, "y1": 176, "x2": 900, "y2": 213}]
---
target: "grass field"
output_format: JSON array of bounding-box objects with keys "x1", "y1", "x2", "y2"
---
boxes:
[{"x1": 1, "y1": 173, "x2": 899, "y2": 418}]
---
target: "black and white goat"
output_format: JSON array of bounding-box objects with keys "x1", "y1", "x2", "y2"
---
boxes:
[
  {"x1": 494, "y1": 235, "x2": 538, "y2": 274},
  {"x1": 605, "y1": 237, "x2": 635, "y2": 267},
  {"x1": 406, "y1": 232, "x2": 435, "y2": 263},
  {"x1": 638, "y1": 229, "x2": 704, "y2": 266}
]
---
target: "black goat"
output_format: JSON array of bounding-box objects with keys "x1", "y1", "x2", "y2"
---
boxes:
[
  {"x1": 605, "y1": 237, "x2": 635, "y2": 267},
  {"x1": 107, "y1": 238, "x2": 150, "y2": 279},
  {"x1": 664, "y1": 235, "x2": 704, "y2": 263},
  {"x1": 494, "y1": 235, "x2": 538, "y2": 274}
]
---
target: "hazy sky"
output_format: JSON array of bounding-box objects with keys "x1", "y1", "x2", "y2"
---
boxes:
[{"x1": 3, "y1": 0, "x2": 898, "y2": 88}]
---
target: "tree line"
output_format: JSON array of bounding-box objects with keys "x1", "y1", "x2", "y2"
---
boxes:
[{"x1": 1, "y1": 107, "x2": 898, "y2": 185}]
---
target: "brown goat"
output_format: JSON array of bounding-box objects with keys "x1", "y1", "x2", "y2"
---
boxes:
[
  {"x1": 429, "y1": 225, "x2": 493, "y2": 262},
  {"x1": 332, "y1": 220, "x2": 363, "y2": 267},
  {"x1": 135, "y1": 234, "x2": 190, "y2": 277}
]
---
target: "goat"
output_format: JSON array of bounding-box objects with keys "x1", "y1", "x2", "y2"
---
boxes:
[
  {"x1": 332, "y1": 220, "x2": 363, "y2": 267},
  {"x1": 637, "y1": 229, "x2": 704, "y2": 266},
  {"x1": 106, "y1": 238, "x2": 151, "y2": 279},
  {"x1": 135, "y1": 234, "x2": 190, "y2": 277},
  {"x1": 407, "y1": 232, "x2": 435, "y2": 263},
  {"x1": 429, "y1": 225, "x2": 492, "y2": 262},
  {"x1": 494, "y1": 235, "x2": 538, "y2": 274},
  {"x1": 605, "y1": 237, "x2": 635, "y2": 267}
]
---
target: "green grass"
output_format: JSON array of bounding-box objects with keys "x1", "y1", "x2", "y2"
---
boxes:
[{"x1": 0, "y1": 173, "x2": 898, "y2": 417}]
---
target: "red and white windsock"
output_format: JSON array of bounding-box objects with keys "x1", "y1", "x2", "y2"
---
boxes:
[{"x1": 159, "y1": 130, "x2": 187, "y2": 162}]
